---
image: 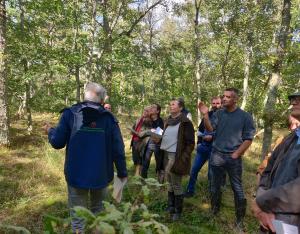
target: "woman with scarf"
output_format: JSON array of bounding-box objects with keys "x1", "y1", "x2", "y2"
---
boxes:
[
  {"x1": 160, "y1": 98, "x2": 195, "y2": 221},
  {"x1": 130, "y1": 106, "x2": 152, "y2": 176}
]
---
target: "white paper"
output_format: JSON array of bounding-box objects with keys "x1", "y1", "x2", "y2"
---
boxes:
[
  {"x1": 154, "y1": 127, "x2": 163, "y2": 135},
  {"x1": 272, "y1": 220, "x2": 299, "y2": 234},
  {"x1": 112, "y1": 175, "x2": 127, "y2": 203}
]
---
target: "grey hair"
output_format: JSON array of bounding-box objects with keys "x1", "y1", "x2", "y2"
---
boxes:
[{"x1": 84, "y1": 82, "x2": 107, "y2": 103}]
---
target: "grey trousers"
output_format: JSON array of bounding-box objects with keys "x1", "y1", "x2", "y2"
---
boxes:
[
  {"x1": 67, "y1": 185, "x2": 107, "y2": 233},
  {"x1": 163, "y1": 151, "x2": 183, "y2": 195}
]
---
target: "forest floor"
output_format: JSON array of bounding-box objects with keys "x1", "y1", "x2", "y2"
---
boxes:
[{"x1": 0, "y1": 113, "x2": 288, "y2": 234}]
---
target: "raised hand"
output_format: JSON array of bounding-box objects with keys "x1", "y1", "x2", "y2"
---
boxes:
[{"x1": 198, "y1": 102, "x2": 209, "y2": 115}]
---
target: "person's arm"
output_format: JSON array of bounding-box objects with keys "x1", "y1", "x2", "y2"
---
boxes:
[
  {"x1": 183, "y1": 121, "x2": 195, "y2": 157},
  {"x1": 256, "y1": 135, "x2": 300, "y2": 214},
  {"x1": 138, "y1": 129, "x2": 152, "y2": 138},
  {"x1": 47, "y1": 110, "x2": 72, "y2": 149},
  {"x1": 112, "y1": 120, "x2": 128, "y2": 179},
  {"x1": 198, "y1": 102, "x2": 214, "y2": 132},
  {"x1": 231, "y1": 140, "x2": 252, "y2": 159},
  {"x1": 232, "y1": 113, "x2": 255, "y2": 159},
  {"x1": 251, "y1": 200, "x2": 275, "y2": 232},
  {"x1": 256, "y1": 176, "x2": 300, "y2": 214},
  {"x1": 202, "y1": 135, "x2": 213, "y2": 142}
]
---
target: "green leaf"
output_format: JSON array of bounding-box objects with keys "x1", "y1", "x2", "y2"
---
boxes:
[
  {"x1": 144, "y1": 178, "x2": 163, "y2": 187},
  {"x1": 141, "y1": 186, "x2": 150, "y2": 198},
  {"x1": 95, "y1": 222, "x2": 115, "y2": 234},
  {"x1": 119, "y1": 222, "x2": 134, "y2": 234},
  {"x1": 43, "y1": 214, "x2": 67, "y2": 233},
  {"x1": 73, "y1": 206, "x2": 96, "y2": 222}
]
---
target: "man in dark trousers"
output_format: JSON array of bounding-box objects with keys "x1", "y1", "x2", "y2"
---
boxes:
[
  {"x1": 198, "y1": 88, "x2": 255, "y2": 231},
  {"x1": 43, "y1": 82, "x2": 127, "y2": 233},
  {"x1": 252, "y1": 91, "x2": 300, "y2": 233},
  {"x1": 185, "y1": 96, "x2": 222, "y2": 197}
]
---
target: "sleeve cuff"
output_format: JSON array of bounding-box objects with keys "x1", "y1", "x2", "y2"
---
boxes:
[{"x1": 117, "y1": 171, "x2": 128, "y2": 178}]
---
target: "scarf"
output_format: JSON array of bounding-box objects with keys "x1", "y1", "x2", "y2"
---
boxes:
[{"x1": 166, "y1": 113, "x2": 182, "y2": 126}]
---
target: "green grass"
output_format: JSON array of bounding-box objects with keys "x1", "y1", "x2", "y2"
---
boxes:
[{"x1": 0, "y1": 113, "x2": 284, "y2": 233}]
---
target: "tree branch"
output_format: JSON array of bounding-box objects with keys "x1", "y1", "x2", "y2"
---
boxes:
[{"x1": 117, "y1": 0, "x2": 163, "y2": 39}]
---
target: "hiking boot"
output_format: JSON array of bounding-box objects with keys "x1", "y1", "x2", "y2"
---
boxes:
[
  {"x1": 172, "y1": 194, "x2": 183, "y2": 221},
  {"x1": 165, "y1": 191, "x2": 175, "y2": 214},
  {"x1": 235, "y1": 199, "x2": 247, "y2": 233}
]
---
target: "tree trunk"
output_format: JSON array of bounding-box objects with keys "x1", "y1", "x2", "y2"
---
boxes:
[
  {"x1": 194, "y1": 0, "x2": 202, "y2": 125},
  {"x1": 86, "y1": 0, "x2": 97, "y2": 82},
  {"x1": 241, "y1": 45, "x2": 252, "y2": 110},
  {"x1": 261, "y1": 0, "x2": 291, "y2": 160},
  {"x1": 102, "y1": 0, "x2": 113, "y2": 96},
  {"x1": 75, "y1": 65, "x2": 81, "y2": 103},
  {"x1": 0, "y1": 0, "x2": 9, "y2": 145},
  {"x1": 25, "y1": 79, "x2": 32, "y2": 134},
  {"x1": 220, "y1": 36, "x2": 232, "y2": 87},
  {"x1": 20, "y1": 0, "x2": 32, "y2": 134}
]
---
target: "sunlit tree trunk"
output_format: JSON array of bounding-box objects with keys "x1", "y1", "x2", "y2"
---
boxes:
[
  {"x1": 241, "y1": 44, "x2": 252, "y2": 110},
  {"x1": 261, "y1": 0, "x2": 291, "y2": 160},
  {"x1": 194, "y1": 0, "x2": 202, "y2": 125},
  {"x1": 20, "y1": 0, "x2": 32, "y2": 134},
  {"x1": 86, "y1": 0, "x2": 97, "y2": 82},
  {"x1": 75, "y1": 65, "x2": 80, "y2": 103},
  {"x1": 0, "y1": 0, "x2": 9, "y2": 145}
]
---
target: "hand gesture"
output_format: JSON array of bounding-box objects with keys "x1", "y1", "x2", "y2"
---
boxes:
[
  {"x1": 203, "y1": 135, "x2": 213, "y2": 142},
  {"x1": 198, "y1": 102, "x2": 209, "y2": 115},
  {"x1": 251, "y1": 200, "x2": 275, "y2": 232},
  {"x1": 42, "y1": 122, "x2": 51, "y2": 134},
  {"x1": 231, "y1": 151, "x2": 240, "y2": 159}
]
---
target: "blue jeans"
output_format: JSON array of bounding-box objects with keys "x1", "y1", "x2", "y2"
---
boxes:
[
  {"x1": 210, "y1": 150, "x2": 245, "y2": 206},
  {"x1": 186, "y1": 144, "x2": 212, "y2": 194}
]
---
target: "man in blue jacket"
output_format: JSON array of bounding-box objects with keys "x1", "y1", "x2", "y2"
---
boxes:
[{"x1": 43, "y1": 82, "x2": 127, "y2": 233}]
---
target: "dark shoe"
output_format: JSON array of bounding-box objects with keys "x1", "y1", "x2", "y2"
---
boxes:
[
  {"x1": 235, "y1": 221, "x2": 246, "y2": 233},
  {"x1": 141, "y1": 168, "x2": 148, "y2": 179},
  {"x1": 235, "y1": 199, "x2": 247, "y2": 232},
  {"x1": 172, "y1": 212, "x2": 181, "y2": 221},
  {"x1": 184, "y1": 191, "x2": 194, "y2": 198},
  {"x1": 166, "y1": 192, "x2": 175, "y2": 214},
  {"x1": 172, "y1": 194, "x2": 183, "y2": 221}
]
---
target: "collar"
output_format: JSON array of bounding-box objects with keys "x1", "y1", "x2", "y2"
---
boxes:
[{"x1": 295, "y1": 128, "x2": 300, "y2": 144}]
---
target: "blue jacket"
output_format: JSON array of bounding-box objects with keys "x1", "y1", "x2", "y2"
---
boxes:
[{"x1": 48, "y1": 101, "x2": 127, "y2": 189}]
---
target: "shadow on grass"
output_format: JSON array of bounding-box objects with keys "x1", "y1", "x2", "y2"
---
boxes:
[{"x1": 0, "y1": 200, "x2": 69, "y2": 233}]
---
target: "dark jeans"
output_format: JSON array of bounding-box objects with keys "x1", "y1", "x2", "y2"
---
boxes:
[
  {"x1": 186, "y1": 144, "x2": 212, "y2": 194},
  {"x1": 210, "y1": 150, "x2": 245, "y2": 205},
  {"x1": 68, "y1": 185, "x2": 107, "y2": 233},
  {"x1": 141, "y1": 140, "x2": 162, "y2": 178}
]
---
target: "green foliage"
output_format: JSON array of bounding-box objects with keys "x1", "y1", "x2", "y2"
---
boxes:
[
  {"x1": 3, "y1": 0, "x2": 299, "y2": 124},
  {"x1": 40, "y1": 176, "x2": 169, "y2": 234}
]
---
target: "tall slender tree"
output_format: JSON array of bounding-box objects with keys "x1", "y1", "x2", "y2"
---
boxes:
[
  {"x1": 261, "y1": 0, "x2": 292, "y2": 159},
  {"x1": 0, "y1": 0, "x2": 9, "y2": 145}
]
